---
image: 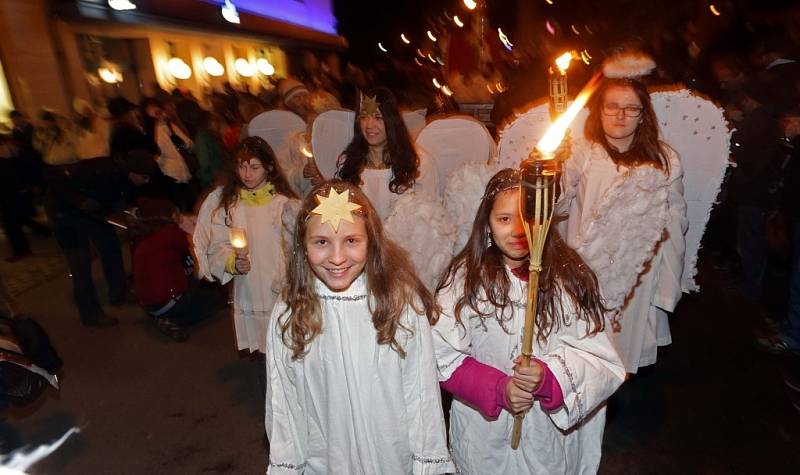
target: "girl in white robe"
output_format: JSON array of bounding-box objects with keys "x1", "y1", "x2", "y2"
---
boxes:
[
  {"x1": 558, "y1": 60, "x2": 688, "y2": 373},
  {"x1": 335, "y1": 87, "x2": 438, "y2": 220},
  {"x1": 265, "y1": 181, "x2": 454, "y2": 475},
  {"x1": 193, "y1": 136, "x2": 299, "y2": 354},
  {"x1": 433, "y1": 169, "x2": 625, "y2": 474}
]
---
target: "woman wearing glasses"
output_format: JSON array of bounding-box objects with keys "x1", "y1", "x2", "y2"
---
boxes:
[{"x1": 558, "y1": 53, "x2": 688, "y2": 374}]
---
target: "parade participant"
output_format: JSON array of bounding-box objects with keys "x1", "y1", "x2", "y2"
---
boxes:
[
  {"x1": 193, "y1": 136, "x2": 298, "y2": 354},
  {"x1": 433, "y1": 169, "x2": 625, "y2": 474},
  {"x1": 335, "y1": 87, "x2": 438, "y2": 219},
  {"x1": 265, "y1": 181, "x2": 454, "y2": 475},
  {"x1": 559, "y1": 53, "x2": 688, "y2": 373}
]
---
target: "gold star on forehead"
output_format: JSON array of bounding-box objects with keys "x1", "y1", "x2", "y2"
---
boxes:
[
  {"x1": 310, "y1": 188, "x2": 362, "y2": 232},
  {"x1": 360, "y1": 95, "x2": 381, "y2": 116}
]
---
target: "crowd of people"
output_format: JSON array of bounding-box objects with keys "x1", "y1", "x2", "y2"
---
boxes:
[{"x1": 0, "y1": 22, "x2": 799, "y2": 472}]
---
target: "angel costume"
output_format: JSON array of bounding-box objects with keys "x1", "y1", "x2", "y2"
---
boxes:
[
  {"x1": 193, "y1": 185, "x2": 297, "y2": 353},
  {"x1": 265, "y1": 273, "x2": 455, "y2": 475},
  {"x1": 433, "y1": 266, "x2": 625, "y2": 474},
  {"x1": 559, "y1": 138, "x2": 688, "y2": 372},
  {"x1": 351, "y1": 147, "x2": 439, "y2": 220}
]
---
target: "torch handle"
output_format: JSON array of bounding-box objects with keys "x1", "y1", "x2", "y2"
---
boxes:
[{"x1": 510, "y1": 270, "x2": 540, "y2": 449}]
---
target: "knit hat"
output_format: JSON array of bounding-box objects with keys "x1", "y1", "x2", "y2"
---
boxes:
[{"x1": 277, "y1": 78, "x2": 310, "y2": 104}]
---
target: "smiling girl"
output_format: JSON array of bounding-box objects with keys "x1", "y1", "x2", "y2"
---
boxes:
[{"x1": 265, "y1": 181, "x2": 453, "y2": 474}]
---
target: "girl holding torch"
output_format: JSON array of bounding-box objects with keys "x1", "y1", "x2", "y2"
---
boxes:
[{"x1": 432, "y1": 169, "x2": 625, "y2": 473}]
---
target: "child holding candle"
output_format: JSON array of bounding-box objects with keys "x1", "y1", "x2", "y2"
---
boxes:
[
  {"x1": 432, "y1": 168, "x2": 625, "y2": 474},
  {"x1": 194, "y1": 136, "x2": 299, "y2": 354},
  {"x1": 265, "y1": 181, "x2": 454, "y2": 474}
]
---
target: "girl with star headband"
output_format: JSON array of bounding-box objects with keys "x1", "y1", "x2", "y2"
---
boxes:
[
  {"x1": 335, "y1": 87, "x2": 439, "y2": 219},
  {"x1": 193, "y1": 136, "x2": 299, "y2": 360},
  {"x1": 265, "y1": 180, "x2": 454, "y2": 474},
  {"x1": 432, "y1": 168, "x2": 625, "y2": 474}
]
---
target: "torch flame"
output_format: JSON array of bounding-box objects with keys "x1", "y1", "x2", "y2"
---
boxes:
[
  {"x1": 537, "y1": 73, "x2": 601, "y2": 155},
  {"x1": 555, "y1": 52, "x2": 573, "y2": 74}
]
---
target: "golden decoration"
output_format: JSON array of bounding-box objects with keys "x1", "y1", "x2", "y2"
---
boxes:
[
  {"x1": 360, "y1": 95, "x2": 381, "y2": 116},
  {"x1": 310, "y1": 188, "x2": 362, "y2": 232}
]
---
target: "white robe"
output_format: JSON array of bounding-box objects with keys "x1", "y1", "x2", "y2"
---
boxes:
[
  {"x1": 433, "y1": 267, "x2": 625, "y2": 474},
  {"x1": 559, "y1": 138, "x2": 688, "y2": 372},
  {"x1": 357, "y1": 147, "x2": 439, "y2": 220},
  {"x1": 193, "y1": 188, "x2": 296, "y2": 353},
  {"x1": 265, "y1": 274, "x2": 455, "y2": 475}
]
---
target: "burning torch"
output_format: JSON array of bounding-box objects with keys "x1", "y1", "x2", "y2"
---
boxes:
[{"x1": 510, "y1": 71, "x2": 602, "y2": 449}]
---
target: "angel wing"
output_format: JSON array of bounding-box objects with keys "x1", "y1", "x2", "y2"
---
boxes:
[
  {"x1": 416, "y1": 115, "x2": 496, "y2": 196},
  {"x1": 384, "y1": 192, "x2": 458, "y2": 289},
  {"x1": 651, "y1": 89, "x2": 731, "y2": 291},
  {"x1": 311, "y1": 109, "x2": 355, "y2": 180},
  {"x1": 402, "y1": 109, "x2": 427, "y2": 140},
  {"x1": 497, "y1": 101, "x2": 589, "y2": 169},
  {"x1": 247, "y1": 110, "x2": 307, "y2": 194}
]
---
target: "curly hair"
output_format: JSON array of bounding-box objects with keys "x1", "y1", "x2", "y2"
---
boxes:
[
  {"x1": 279, "y1": 180, "x2": 436, "y2": 360},
  {"x1": 584, "y1": 78, "x2": 670, "y2": 174},
  {"x1": 436, "y1": 169, "x2": 607, "y2": 342},
  {"x1": 336, "y1": 87, "x2": 420, "y2": 194}
]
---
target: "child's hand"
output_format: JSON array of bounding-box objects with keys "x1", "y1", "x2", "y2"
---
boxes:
[
  {"x1": 505, "y1": 379, "x2": 533, "y2": 414},
  {"x1": 512, "y1": 356, "x2": 544, "y2": 393},
  {"x1": 234, "y1": 249, "x2": 250, "y2": 274}
]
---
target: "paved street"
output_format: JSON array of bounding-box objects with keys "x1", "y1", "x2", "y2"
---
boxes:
[{"x1": 2, "y1": 234, "x2": 800, "y2": 474}]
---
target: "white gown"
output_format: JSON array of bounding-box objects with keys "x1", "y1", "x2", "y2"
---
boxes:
[
  {"x1": 357, "y1": 147, "x2": 439, "y2": 220},
  {"x1": 265, "y1": 274, "x2": 455, "y2": 475},
  {"x1": 559, "y1": 138, "x2": 688, "y2": 372},
  {"x1": 193, "y1": 188, "x2": 297, "y2": 353},
  {"x1": 433, "y1": 266, "x2": 625, "y2": 474}
]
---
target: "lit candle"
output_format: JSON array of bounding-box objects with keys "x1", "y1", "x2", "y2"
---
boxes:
[{"x1": 229, "y1": 227, "x2": 248, "y2": 250}]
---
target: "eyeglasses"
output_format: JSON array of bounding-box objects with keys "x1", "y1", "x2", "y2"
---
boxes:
[{"x1": 602, "y1": 103, "x2": 643, "y2": 118}]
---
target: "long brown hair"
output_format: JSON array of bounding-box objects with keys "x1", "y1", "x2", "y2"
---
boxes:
[
  {"x1": 436, "y1": 169, "x2": 606, "y2": 342},
  {"x1": 279, "y1": 180, "x2": 435, "y2": 360},
  {"x1": 584, "y1": 78, "x2": 670, "y2": 174},
  {"x1": 215, "y1": 136, "x2": 297, "y2": 218},
  {"x1": 336, "y1": 87, "x2": 420, "y2": 194}
]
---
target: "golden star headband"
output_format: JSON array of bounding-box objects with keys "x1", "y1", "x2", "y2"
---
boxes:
[
  {"x1": 359, "y1": 94, "x2": 381, "y2": 116},
  {"x1": 310, "y1": 187, "x2": 363, "y2": 232}
]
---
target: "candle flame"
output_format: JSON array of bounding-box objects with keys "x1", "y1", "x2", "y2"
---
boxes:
[
  {"x1": 432, "y1": 78, "x2": 442, "y2": 89},
  {"x1": 454, "y1": 15, "x2": 464, "y2": 27},
  {"x1": 464, "y1": 0, "x2": 477, "y2": 10},
  {"x1": 229, "y1": 228, "x2": 248, "y2": 249},
  {"x1": 378, "y1": 42, "x2": 387, "y2": 53},
  {"x1": 709, "y1": 4, "x2": 721, "y2": 16},
  {"x1": 441, "y1": 85, "x2": 453, "y2": 96},
  {"x1": 555, "y1": 52, "x2": 572, "y2": 74},
  {"x1": 301, "y1": 145, "x2": 313, "y2": 158},
  {"x1": 427, "y1": 30, "x2": 438, "y2": 42},
  {"x1": 401, "y1": 33, "x2": 410, "y2": 44},
  {"x1": 537, "y1": 73, "x2": 601, "y2": 155}
]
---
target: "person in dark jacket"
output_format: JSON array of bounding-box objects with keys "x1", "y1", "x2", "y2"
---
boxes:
[{"x1": 44, "y1": 151, "x2": 161, "y2": 328}]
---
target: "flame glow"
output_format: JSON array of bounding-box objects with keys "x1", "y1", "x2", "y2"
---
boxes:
[
  {"x1": 1, "y1": 428, "x2": 79, "y2": 474},
  {"x1": 301, "y1": 146, "x2": 313, "y2": 158},
  {"x1": 555, "y1": 52, "x2": 573, "y2": 74},
  {"x1": 432, "y1": 78, "x2": 442, "y2": 89},
  {"x1": 570, "y1": 24, "x2": 580, "y2": 35},
  {"x1": 545, "y1": 21, "x2": 555, "y2": 35},
  {"x1": 441, "y1": 85, "x2": 453, "y2": 96},
  {"x1": 229, "y1": 228, "x2": 248, "y2": 249},
  {"x1": 378, "y1": 42, "x2": 387, "y2": 53},
  {"x1": 427, "y1": 30, "x2": 438, "y2": 42},
  {"x1": 709, "y1": 4, "x2": 721, "y2": 16},
  {"x1": 454, "y1": 15, "x2": 464, "y2": 27},
  {"x1": 536, "y1": 73, "x2": 601, "y2": 155},
  {"x1": 464, "y1": 0, "x2": 477, "y2": 10},
  {"x1": 256, "y1": 58, "x2": 274, "y2": 76},
  {"x1": 401, "y1": 33, "x2": 410, "y2": 44},
  {"x1": 203, "y1": 57, "x2": 224, "y2": 77}
]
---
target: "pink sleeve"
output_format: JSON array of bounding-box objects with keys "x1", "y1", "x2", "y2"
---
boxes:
[
  {"x1": 532, "y1": 359, "x2": 564, "y2": 411},
  {"x1": 440, "y1": 357, "x2": 512, "y2": 419}
]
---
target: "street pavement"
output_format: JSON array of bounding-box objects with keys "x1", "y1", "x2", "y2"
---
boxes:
[{"x1": 2, "y1": 234, "x2": 800, "y2": 474}]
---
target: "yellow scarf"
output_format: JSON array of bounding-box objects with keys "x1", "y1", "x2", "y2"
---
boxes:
[{"x1": 239, "y1": 182, "x2": 275, "y2": 206}]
